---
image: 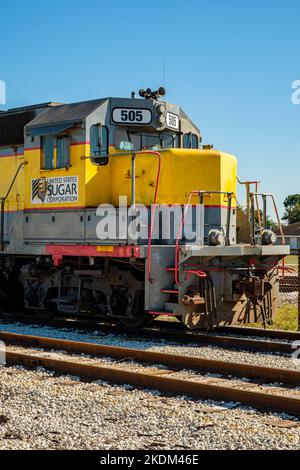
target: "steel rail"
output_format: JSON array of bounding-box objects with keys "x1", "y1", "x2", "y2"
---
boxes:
[
  {"x1": 0, "y1": 331, "x2": 299, "y2": 386},
  {"x1": 0, "y1": 316, "x2": 296, "y2": 354},
  {"x1": 4, "y1": 348, "x2": 300, "y2": 418},
  {"x1": 217, "y1": 326, "x2": 300, "y2": 342},
  {"x1": 181, "y1": 332, "x2": 293, "y2": 354}
]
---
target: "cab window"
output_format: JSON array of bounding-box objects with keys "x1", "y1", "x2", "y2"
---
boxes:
[
  {"x1": 90, "y1": 124, "x2": 109, "y2": 165},
  {"x1": 115, "y1": 130, "x2": 179, "y2": 151},
  {"x1": 115, "y1": 129, "x2": 141, "y2": 151},
  {"x1": 41, "y1": 136, "x2": 55, "y2": 169},
  {"x1": 183, "y1": 133, "x2": 199, "y2": 149},
  {"x1": 142, "y1": 133, "x2": 179, "y2": 150},
  {"x1": 41, "y1": 135, "x2": 71, "y2": 170},
  {"x1": 57, "y1": 136, "x2": 71, "y2": 168}
]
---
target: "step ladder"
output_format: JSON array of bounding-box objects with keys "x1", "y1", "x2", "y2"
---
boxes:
[
  {"x1": 147, "y1": 266, "x2": 207, "y2": 317},
  {"x1": 54, "y1": 276, "x2": 82, "y2": 314}
]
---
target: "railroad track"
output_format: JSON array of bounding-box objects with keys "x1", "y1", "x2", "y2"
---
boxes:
[
  {"x1": 217, "y1": 325, "x2": 300, "y2": 342},
  {"x1": 0, "y1": 312, "x2": 299, "y2": 354},
  {"x1": 1, "y1": 330, "x2": 300, "y2": 417}
]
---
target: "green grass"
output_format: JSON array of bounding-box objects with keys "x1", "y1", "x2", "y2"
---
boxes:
[
  {"x1": 162, "y1": 305, "x2": 299, "y2": 331},
  {"x1": 246, "y1": 305, "x2": 299, "y2": 331},
  {"x1": 282, "y1": 255, "x2": 298, "y2": 272}
]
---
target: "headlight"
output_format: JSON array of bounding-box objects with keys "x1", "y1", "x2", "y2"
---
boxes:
[
  {"x1": 156, "y1": 114, "x2": 166, "y2": 125},
  {"x1": 157, "y1": 104, "x2": 166, "y2": 114}
]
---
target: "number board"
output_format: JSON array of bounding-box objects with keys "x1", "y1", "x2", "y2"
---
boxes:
[
  {"x1": 112, "y1": 108, "x2": 152, "y2": 125},
  {"x1": 166, "y1": 112, "x2": 179, "y2": 130}
]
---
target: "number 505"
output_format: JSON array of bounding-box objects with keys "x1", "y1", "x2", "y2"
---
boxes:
[{"x1": 121, "y1": 110, "x2": 143, "y2": 122}]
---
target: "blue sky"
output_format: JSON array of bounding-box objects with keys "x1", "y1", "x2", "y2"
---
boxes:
[{"x1": 0, "y1": 0, "x2": 299, "y2": 217}]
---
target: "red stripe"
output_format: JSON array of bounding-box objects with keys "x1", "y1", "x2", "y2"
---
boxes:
[
  {"x1": 45, "y1": 244, "x2": 141, "y2": 266},
  {"x1": 24, "y1": 205, "x2": 86, "y2": 212},
  {"x1": 147, "y1": 311, "x2": 177, "y2": 317},
  {"x1": 24, "y1": 146, "x2": 40, "y2": 151},
  {"x1": 69, "y1": 141, "x2": 90, "y2": 146},
  {"x1": 157, "y1": 204, "x2": 236, "y2": 209},
  {"x1": 204, "y1": 204, "x2": 237, "y2": 209},
  {"x1": 0, "y1": 153, "x2": 24, "y2": 158},
  {"x1": 16, "y1": 204, "x2": 236, "y2": 213},
  {"x1": 24, "y1": 142, "x2": 89, "y2": 152}
]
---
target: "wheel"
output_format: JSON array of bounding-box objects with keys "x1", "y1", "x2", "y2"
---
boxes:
[
  {"x1": 34, "y1": 289, "x2": 58, "y2": 320},
  {"x1": 182, "y1": 312, "x2": 203, "y2": 330},
  {"x1": 34, "y1": 306, "x2": 57, "y2": 320},
  {"x1": 0, "y1": 276, "x2": 24, "y2": 311},
  {"x1": 111, "y1": 287, "x2": 151, "y2": 328}
]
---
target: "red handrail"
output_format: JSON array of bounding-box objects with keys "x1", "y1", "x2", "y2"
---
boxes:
[
  {"x1": 174, "y1": 189, "x2": 235, "y2": 285},
  {"x1": 145, "y1": 151, "x2": 162, "y2": 282},
  {"x1": 175, "y1": 190, "x2": 201, "y2": 285},
  {"x1": 110, "y1": 149, "x2": 161, "y2": 283},
  {"x1": 185, "y1": 269, "x2": 207, "y2": 281}
]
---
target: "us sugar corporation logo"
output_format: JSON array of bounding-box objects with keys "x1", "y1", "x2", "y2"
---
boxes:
[{"x1": 31, "y1": 176, "x2": 79, "y2": 204}]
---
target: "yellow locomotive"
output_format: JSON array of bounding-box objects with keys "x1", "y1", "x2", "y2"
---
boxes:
[{"x1": 0, "y1": 87, "x2": 289, "y2": 328}]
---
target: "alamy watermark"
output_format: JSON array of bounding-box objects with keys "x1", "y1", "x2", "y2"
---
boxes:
[
  {"x1": 291, "y1": 80, "x2": 300, "y2": 105},
  {"x1": 95, "y1": 196, "x2": 204, "y2": 243},
  {"x1": 0, "y1": 80, "x2": 6, "y2": 105},
  {"x1": 292, "y1": 341, "x2": 300, "y2": 368},
  {"x1": 0, "y1": 341, "x2": 6, "y2": 366}
]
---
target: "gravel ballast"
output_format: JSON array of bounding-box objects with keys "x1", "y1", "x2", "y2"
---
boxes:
[
  {"x1": 0, "y1": 320, "x2": 300, "y2": 450},
  {"x1": 0, "y1": 365, "x2": 300, "y2": 450}
]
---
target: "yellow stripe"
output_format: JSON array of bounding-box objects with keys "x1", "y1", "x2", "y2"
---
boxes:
[{"x1": 97, "y1": 246, "x2": 114, "y2": 252}]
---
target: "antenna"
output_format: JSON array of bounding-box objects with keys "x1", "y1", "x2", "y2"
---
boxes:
[{"x1": 163, "y1": 55, "x2": 166, "y2": 90}]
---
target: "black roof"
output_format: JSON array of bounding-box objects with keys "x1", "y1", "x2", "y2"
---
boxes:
[
  {"x1": 26, "y1": 98, "x2": 107, "y2": 129},
  {"x1": 275, "y1": 222, "x2": 300, "y2": 236},
  {"x1": 0, "y1": 103, "x2": 57, "y2": 146}
]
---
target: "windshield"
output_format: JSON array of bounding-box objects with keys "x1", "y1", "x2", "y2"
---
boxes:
[{"x1": 115, "y1": 129, "x2": 179, "y2": 151}]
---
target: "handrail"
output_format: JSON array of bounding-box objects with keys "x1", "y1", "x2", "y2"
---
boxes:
[
  {"x1": 85, "y1": 148, "x2": 162, "y2": 282},
  {"x1": 237, "y1": 177, "x2": 260, "y2": 185},
  {"x1": 175, "y1": 190, "x2": 199, "y2": 285},
  {"x1": 237, "y1": 177, "x2": 260, "y2": 221},
  {"x1": 143, "y1": 151, "x2": 162, "y2": 283},
  {"x1": 119, "y1": 150, "x2": 162, "y2": 283},
  {"x1": 0, "y1": 161, "x2": 27, "y2": 251},
  {"x1": 249, "y1": 192, "x2": 285, "y2": 245}
]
